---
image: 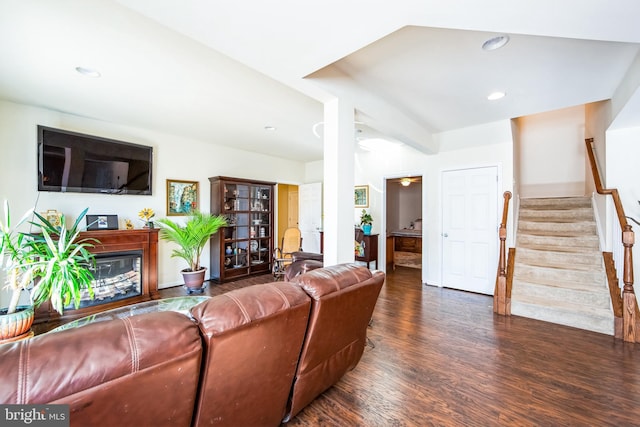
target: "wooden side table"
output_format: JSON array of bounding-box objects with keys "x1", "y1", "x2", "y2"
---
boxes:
[{"x1": 356, "y1": 234, "x2": 378, "y2": 269}]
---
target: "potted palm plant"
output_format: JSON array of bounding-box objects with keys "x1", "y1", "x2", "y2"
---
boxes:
[
  {"x1": 1, "y1": 202, "x2": 98, "y2": 343},
  {"x1": 156, "y1": 210, "x2": 227, "y2": 293}
]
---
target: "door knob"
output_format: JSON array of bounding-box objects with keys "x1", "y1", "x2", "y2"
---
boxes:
[{"x1": 442, "y1": 233, "x2": 448, "y2": 237}]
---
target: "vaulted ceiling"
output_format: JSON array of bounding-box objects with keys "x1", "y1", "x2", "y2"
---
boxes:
[{"x1": 1, "y1": 0, "x2": 639, "y2": 162}]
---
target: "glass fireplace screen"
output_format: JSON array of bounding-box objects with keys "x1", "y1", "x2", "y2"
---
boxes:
[{"x1": 68, "y1": 250, "x2": 143, "y2": 309}]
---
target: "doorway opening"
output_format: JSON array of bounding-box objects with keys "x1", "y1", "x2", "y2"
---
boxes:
[
  {"x1": 385, "y1": 176, "x2": 423, "y2": 273},
  {"x1": 276, "y1": 183, "x2": 299, "y2": 248}
]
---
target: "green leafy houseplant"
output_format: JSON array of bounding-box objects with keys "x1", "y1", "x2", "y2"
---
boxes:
[
  {"x1": 360, "y1": 209, "x2": 373, "y2": 236},
  {"x1": 1, "y1": 202, "x2": 34, "y2": 316},
  {"x1": 156, "y1": 211, "x2": 227, "y2": 291},
  {"x1": 26, "y1": 209, "x2": 98, "y2": 315},
  {"x1": 360, "y1": 209, "x2": 373, "y2": 226},
  {"x1": 1, "y1": 203, "x2": 98, "y2": 316}
]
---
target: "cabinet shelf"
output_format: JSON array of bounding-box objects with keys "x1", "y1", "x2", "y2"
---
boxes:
[{"x1": 210, "y1": 176, "x2": 275, "y2": 282}]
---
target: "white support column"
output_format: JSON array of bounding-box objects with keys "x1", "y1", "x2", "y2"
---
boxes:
[{"x1": 323, "y1": 97, "x2": 355, "y2": 266}]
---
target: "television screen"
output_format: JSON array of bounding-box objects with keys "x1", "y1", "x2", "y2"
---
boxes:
[{"x1": 38, "y1": 125, "x2": 153, "y2": 195}]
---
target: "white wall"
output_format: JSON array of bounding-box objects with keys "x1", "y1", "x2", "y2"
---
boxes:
[
  {"x1": 398, "y1": 183, "x2": 422, "y2": 229},
  {"x1": 611, "y1": 51, "x2": 640, "y2": 123},
  {"x1": 585, "y1": 100, "x2": 613, "y2": 249},
  {"x1": 354, "y1": 143, "x2": 426, "y2": 235},
  {"x1": 0, "y1": 100, "x2": 306, "y2": 306},
  {"x1": 428, "y1": 121, "x2": 514, "y2": 286},
  {"x1": 386, "y1": 182, "x2": 422, "y2": 231},
  {"x1": 607, "y1": 126, "x2": 640, "y2": 212},
  {"x1": 518, "y1": 105, "x2": 586, "y2": 198},
  {"x1": 353, "y1": 142, "x2": 426, "y2": 275},
  {"x1": 304, "y1": 160, "x2": 324, "y2": 183},
  {"x1": 606, "y1": 126, "x2": 640, "y2": 280},
  {"x1": 354, "y1": 119, "x2": 513, "y2": 286},
  {"x1": 0, "y1": 100, "x2": 517, "y2": 299}
]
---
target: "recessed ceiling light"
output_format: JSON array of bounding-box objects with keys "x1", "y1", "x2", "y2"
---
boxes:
[
  {"x1": 487, "y1": 91, "x2": 506, "y2": 101},
  {"x1": 75, "y1": 66, "x2": 101, "y2": 78},
  {"x1": 482, "y1": 35, "x2": 510, "y2": 51},
  {"x1": 264, "y1": 126, "x2": 276, "y2": 131}
]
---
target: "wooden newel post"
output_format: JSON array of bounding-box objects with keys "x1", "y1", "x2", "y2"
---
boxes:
[
  {"x1": 622, "y1": 225, "x2": 637, "y2": 342},
  {"x1": 499, "y1": 226, "x2": 507, "y2": 276},
  {"x1": 494, "y1": 191, "x2": 512, "y2": 315}
]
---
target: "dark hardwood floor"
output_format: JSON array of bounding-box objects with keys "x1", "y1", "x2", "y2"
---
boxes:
[{"x1": 172, "y1": 267, "x2": 640, "y2": 426}]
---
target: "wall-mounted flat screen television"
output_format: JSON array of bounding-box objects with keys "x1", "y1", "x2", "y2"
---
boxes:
[{"x1": 38, "y1": 125, "x2": 153, "y2": 195}]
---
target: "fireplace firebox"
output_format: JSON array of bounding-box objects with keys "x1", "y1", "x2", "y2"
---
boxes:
[{"x1": 71, "y1": 251, "x2": 143, "y2": 310}]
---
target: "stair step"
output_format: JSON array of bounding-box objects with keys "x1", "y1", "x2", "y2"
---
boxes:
[
  {"x1": 518, "y1": 220, "x2": 596, "y2": 236},
  {"x1": 519, "y1": 207, "x2": 593, "y2": 222},
  {"x1": 516, "y1": 247, "x2": 602, "y2": 271},
  {"x1": 511, "y1": 281, "x2": 611, "y2": 309},
  {"x1": 511, "y1": 196, "x2": 613, "y2": 336},
  {"x1": 513, "y1": 264, "x2": 605, "y2": 288},
  {"x1": 511, "y1": 300, "x2": 614, "y2": 335},
  {"x1": 520, "y1": 197, "x2": 592, "y2": 209},
  {"x1": 517, "y1": 234, "x2": 599, "y2": 251}
]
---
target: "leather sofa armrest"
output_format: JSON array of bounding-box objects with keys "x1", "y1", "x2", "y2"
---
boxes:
[
  {"x1": 0, "y1": 311, "x2": 202, "y2": 427},
  {"x1": 284, "y1": 263, "x2": 385, "y2": 420}
]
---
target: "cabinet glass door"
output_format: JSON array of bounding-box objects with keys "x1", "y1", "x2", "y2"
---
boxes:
[
  {"x1": 249, "y1": 184, "x2": 271, "y2": 266},
  {"x1": 222, "y1": 183, "x2": 250, "y2": 269}
]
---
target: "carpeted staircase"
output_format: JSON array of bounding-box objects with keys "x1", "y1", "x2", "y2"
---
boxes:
[{"x1": 511, "y1": 197, "x2": 614, "y2": 335}]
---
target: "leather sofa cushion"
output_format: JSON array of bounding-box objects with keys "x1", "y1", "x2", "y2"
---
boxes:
[
  {"x1": 190, "y1": 282, "x2": 311, "y2": 427},
  {"x1": 0, "y1": 311, "x2": 202, "y2": 427},
  {"x1": 292, "y1": 262, "x2": 377, "y2": 300}
]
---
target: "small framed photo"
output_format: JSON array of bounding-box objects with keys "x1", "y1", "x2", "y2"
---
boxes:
[
  {"x1": 167, "y1": 179, "x2": 199, "y2": 216},
  {"x1": 41, "y1": 210, "x2": 62, "y2": 228},
  {"x1": 354, "y1": 185, "x2": 369, "y2": 208},
  {"x1": 86, "y1": 214, "x2": 119, "y2": 230}
]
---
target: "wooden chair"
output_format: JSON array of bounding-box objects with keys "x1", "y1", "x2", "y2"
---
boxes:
[{"x1": 272, "y1": 228, "x2": 302, "y2": 279}]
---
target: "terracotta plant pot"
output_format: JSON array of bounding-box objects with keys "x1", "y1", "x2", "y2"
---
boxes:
[
  {"x1": 182, "y1": 268, "x2": 207, "y2": 294},
  {"x1": 0, "y1": 305, "x2": 34, "y2": 343}
]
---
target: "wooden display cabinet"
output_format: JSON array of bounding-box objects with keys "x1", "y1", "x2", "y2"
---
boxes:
[{"x1": 209, "y1": 176, "x2": 275, "y2": 282}]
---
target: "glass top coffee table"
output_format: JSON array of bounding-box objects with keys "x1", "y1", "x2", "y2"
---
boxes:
[{"x1": 51, "y1": 296, "x2": 211, "y2": 332}]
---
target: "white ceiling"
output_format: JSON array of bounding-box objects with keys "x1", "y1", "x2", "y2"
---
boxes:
[{"x1": 1, "y1": 0, "x2": 639, "y2": 162}]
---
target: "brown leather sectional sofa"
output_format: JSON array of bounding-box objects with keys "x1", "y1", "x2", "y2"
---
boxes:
[{"x1": 0, "y1": 263, "x2": 384, "y2": 427}]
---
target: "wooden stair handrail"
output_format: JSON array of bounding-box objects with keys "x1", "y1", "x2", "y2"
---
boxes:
[
  {"x1": 585, "y1": 138, "x2": 637, "y2": 342},
  {"x1": 494, "y1": 191, "x2": 512, "y2": 315}
]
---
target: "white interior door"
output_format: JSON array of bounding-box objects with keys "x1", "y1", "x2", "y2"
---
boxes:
[
  {"x1": 298, "y1": 182, "x2": 322, "y2": 253},
  {"x1": 442, "y1": 166, "x2": 498, "y2": 295}
]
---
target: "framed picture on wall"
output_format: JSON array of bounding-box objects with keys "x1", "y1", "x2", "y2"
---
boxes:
[
  {"x1": 167, "y1": 179, "x2": 199, "y2": 216},
  {"x1": 354, "y1": 185, "x2": 369, "y2": 208}
]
